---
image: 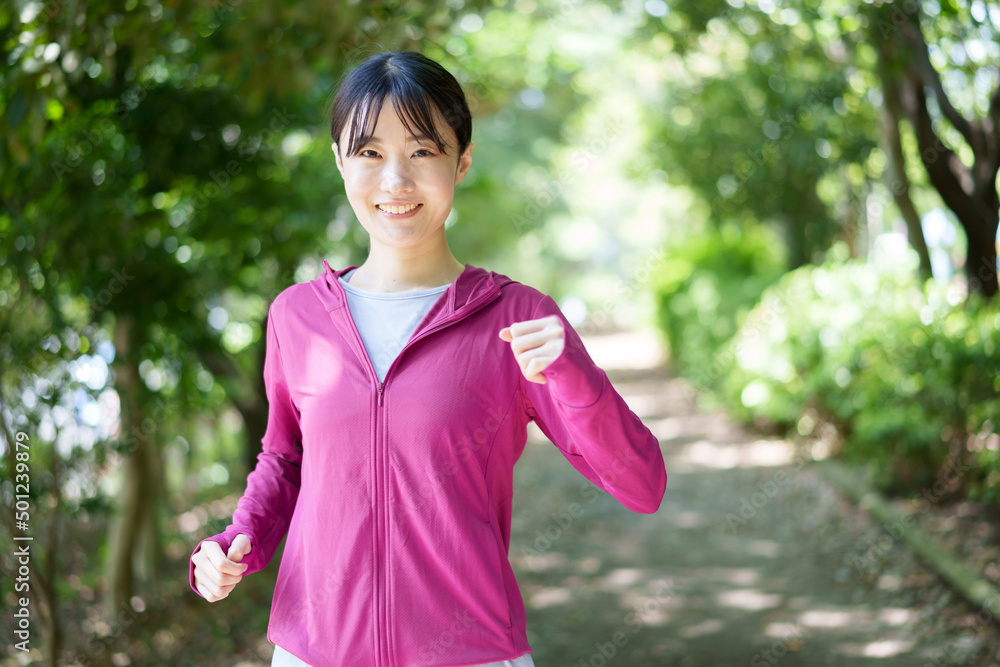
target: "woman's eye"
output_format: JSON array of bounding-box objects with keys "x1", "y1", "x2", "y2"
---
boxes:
[
  {"x1": 358, "y1": 148, "x2": 436, "y2": 157},
  {"x1": 359, "y1": 149, "x2": 433, "y2": 158}
]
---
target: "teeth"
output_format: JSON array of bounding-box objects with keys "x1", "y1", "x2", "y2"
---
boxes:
[{"x1": 378, "y1": 203, "x2": 419, "y2": 214}]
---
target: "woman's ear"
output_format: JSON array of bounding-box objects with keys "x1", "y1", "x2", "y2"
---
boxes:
[
  {"x1": 454, "y1": 141, "x2": 474, "y2": 185},
  {"x1": 332, "y1": 142, "x2": 344, "y2": 177}
]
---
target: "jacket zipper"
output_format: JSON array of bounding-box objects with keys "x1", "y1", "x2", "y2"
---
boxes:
[
  {"x1": 379, "y1": 286, "x2": 501, "y2": 395},
  {"x1": 341, "y1": 284, "x2": 501, "y2": 667}
]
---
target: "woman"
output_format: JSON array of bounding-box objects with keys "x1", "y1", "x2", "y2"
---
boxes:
[{"x1": 189, "y1": 50, "x2": 667, "y2": 667}]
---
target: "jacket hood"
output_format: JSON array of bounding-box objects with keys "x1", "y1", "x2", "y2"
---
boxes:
[{"x1": 311, "y1": 259, "x2": 516, "y2": 318}]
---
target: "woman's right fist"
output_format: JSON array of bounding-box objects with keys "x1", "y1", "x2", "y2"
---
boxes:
[{"x1": 192, "y1": 533, "x2": 252, "y2": 602}]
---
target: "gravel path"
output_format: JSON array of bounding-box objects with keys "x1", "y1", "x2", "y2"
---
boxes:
[{"x1": 508, "y1": 328, "x2": 999, "y2": 667}]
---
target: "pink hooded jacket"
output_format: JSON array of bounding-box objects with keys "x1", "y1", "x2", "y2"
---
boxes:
[{"x1": 189, "y1": 260, "x2": 667, "y2": 666}]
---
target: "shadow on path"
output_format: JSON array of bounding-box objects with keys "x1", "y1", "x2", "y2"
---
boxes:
[{"x1": 510, "y1": 328, "x2": 985, "y2": 667}]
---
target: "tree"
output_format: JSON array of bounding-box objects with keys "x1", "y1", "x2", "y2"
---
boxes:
[
  {"x1": 632, "y1": 1, "x2": 885, "y2": 271},
  {"x1": 866, "y1": 0, "x2": 999, "y2": 298},
  {"x1": 1, "y1": 1, "x2": 510, "y2": 660}
]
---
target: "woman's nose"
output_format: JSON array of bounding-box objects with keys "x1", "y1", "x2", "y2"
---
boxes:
[{"x1": 381, "y1": 157, "x2": 415, "y2": 192}]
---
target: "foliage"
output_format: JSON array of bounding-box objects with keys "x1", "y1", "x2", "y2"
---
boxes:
[
  {"x1": 2, "y1": 0, "x2": 999, "y2": 661},
  {"x1": 650, "y1": 221, "x2": 786, "y2": 389},
  {"x1": 630, "y1": 0, "x2": 999, "y2": 295},
  {"x1": 630, "y1": 0, "x2": 881, "y2": 270},
  {"x1": 721, "y1": 242, "x2": 1000, "y2": 500},
  {"x1": 0, "y1": 0, "x2": 532, "y2": 651}
]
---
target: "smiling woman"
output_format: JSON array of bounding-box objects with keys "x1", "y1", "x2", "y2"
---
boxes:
[
  {"x1": 188, "y1": 49, "x2": 668, "y2": 667},
  {"x1": 326, "y1": 51, "x2": 475, "y2": 292}
]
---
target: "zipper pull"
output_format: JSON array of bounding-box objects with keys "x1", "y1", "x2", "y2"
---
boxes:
[{"x1": 377, "y1": 381, "x2": 384, "y2": 406}]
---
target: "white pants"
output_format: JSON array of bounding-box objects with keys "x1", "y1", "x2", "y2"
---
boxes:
[{"x1": 271, "y1": 644, "x2": 536, "y2": 667}]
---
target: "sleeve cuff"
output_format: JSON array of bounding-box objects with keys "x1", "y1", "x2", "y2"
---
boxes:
[{"x1": 538, "y1": 315, "x2": 607, "y2": 409}]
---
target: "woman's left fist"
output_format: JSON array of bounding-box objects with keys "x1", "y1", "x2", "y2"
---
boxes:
[{"x1": 498, "y1": 315, "x2": 565, "y2": 384}]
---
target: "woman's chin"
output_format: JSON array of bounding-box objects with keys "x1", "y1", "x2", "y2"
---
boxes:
[{"x1": 370, "y1": 229, "x2": 445, "y2": 249}]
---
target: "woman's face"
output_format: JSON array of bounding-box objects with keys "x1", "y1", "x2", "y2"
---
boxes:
[{"x1": 333, "y1": 97, "x2": 474, "y2": 252}]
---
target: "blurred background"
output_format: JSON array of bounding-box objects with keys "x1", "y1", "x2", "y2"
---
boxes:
[{"x1": 1, "y1": 0, "x2": 999, "y2": 665}]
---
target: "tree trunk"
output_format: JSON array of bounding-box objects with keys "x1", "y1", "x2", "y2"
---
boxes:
[
  {"x1": 136, "y1": 438, "x2": 164, "y2": 584},
  {"x1": 871, "y1": 32, "x2": 933, "y2": 282},
  {"x1": 106, "y1": 313, "x2": 153, "y2": 623},
  {"x1": 903, "y1": 71, "x2": 1000, "y2": 298},
  {"x1": 965, "y1": 216, "x2": 999, "y2": 298},
  {"x1": 841, "y1": 170, "x2": 865, "y2": 258},
  {"x1": 886, "y1": 3, "x2": 1000, "y2": 298},
  {"x1": 782, "y1": 182, "x2": 824, "y2": 270}
]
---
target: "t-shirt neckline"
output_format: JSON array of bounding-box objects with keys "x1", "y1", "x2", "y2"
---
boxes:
[{"x1": 338, "y1": 268, "x2": 452, "y2": 299}]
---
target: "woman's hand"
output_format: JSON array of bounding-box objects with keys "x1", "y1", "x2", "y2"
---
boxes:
[
  {"x1": 192, "y1": 533, "x2": 252, "y2": 602},
  {"x1": 498, "y1": 315, "x2": 565, "y2": 384}
]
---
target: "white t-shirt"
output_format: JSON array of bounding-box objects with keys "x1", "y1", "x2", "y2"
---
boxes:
[{"x1": 337, "y1": 267, "x2": 451, "y2": 382}]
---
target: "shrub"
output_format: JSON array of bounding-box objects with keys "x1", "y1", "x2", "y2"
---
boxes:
[
  {"x1": 650, "y1": 221, "x2": 786, "y2": 395},
  {"x1": 721, "y1": 241, "x2": 1000, "y2": 500}
]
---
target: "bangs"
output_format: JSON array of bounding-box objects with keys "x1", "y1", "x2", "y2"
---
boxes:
[
  {"x1": 328, "y1": 51, "x2": 472, "y2": 162},
  {"x1": 344, "y1": 84, "x2": 451, "y2": 158}
]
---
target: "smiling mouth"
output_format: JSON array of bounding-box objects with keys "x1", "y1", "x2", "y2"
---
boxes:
[{"x1": 376, "y1": 203, "x2": 422, "y2": 214}]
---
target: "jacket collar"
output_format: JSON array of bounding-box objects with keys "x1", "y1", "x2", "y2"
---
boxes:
[{"x1": 311, "y1": 258, "x2": 513, "y2": 322}]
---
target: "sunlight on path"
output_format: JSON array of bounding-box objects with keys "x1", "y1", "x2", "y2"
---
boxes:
[
  {"x1": 513, "y1": 324, "x2": 982, "y2": 666},
  {"x1": 579, "y1": 326, "x2": 802, "y2": 470},
  {"x1": 578, "y1": 327, "x2": 666, "y2": 371}
]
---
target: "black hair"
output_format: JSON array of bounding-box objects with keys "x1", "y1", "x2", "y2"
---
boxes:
[{"x1": 327, "y1": 50, "x2": 472, "y2": 160}]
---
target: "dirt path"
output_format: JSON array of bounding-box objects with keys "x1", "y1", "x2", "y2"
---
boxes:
[{"x1": 508, "y1": 327, "x2": 997, "y2": 667}]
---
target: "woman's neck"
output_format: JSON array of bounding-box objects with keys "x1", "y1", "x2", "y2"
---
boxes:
[{"x1": 347, "y1": 244, "x2": 465, "y2": 292}]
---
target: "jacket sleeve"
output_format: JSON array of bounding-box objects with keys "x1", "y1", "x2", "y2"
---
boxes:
[
  {"x1": 189, "y1": 300, "x2": 303, "y2": 597},
  {"x1": 519, "y1": 295, "x2": 667, "y2": 514}
]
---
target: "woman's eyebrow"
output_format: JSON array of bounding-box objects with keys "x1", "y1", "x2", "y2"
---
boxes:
[{"x1": 365, "y1": 135, "x2": 433, "y2": 145}]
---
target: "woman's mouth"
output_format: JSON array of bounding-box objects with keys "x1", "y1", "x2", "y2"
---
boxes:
[{"x1": 376, "y1": 203, "x2": 422, "y2": 216}]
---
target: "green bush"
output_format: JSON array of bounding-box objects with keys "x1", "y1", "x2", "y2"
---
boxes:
[
  {"x1": 650, "y1": 221, "x2": 787, "y2": 395},
  {"x1": 721, "y1": 241, "x2": 1000, "y2": 500}
]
